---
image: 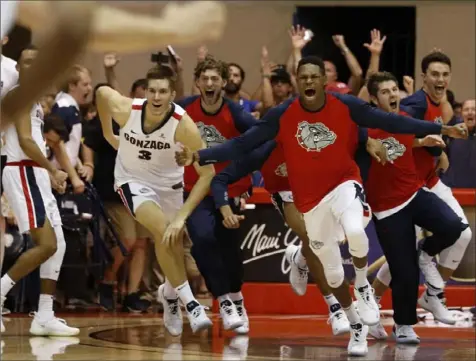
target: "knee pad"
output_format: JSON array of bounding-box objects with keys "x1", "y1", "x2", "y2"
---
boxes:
[
  {"x1": 376, "y1": 262, "x2": 392, "y2": 287},
  {"x1": 346, "y1": 228, "x2": 369, "y2": 259},
  {"x1": 313, "y1": 242, "x2": 345, "y2": 288},
  {"x1": 39, "y1": 226, "x2": 66, "y2": 281},
  {"x1": 438, "y1": 226, "x2": 472, "y2": 270}
]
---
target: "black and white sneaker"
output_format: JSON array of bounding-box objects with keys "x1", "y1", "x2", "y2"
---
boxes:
[{"x1": 392, "y1": 324, "x2": 420, "y2": 344}]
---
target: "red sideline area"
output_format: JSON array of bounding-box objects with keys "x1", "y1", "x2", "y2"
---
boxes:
[{"x1": 212, "y1": 188, "x2": 476, "y2": 315}]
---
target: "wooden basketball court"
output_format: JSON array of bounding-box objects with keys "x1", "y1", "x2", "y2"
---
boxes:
[{"x1": 1, "y1": 311, "x2": 474, "y2": 360}]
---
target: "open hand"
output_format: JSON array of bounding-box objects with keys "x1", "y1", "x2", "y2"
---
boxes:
[
  {"x1": 175, "y1": 144, "x2": 195, "y2": 166},
  {"x1": 163, "y1": 217, "x2": 185, "y2": 246}
]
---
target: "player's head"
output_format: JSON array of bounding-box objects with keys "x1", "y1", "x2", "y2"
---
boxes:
[
  {"x1": 130, "y1": 78, "x2": 147, "y2": 98},
  {"x1": 224, "y1": 62, "x2": 245, "y2": 95},
  {"x1": 145, "y1": 65, "x2": 177, "y2": 116},
  {"x1": 296, "y1": 56, "x2": 327, "y2": 104},
  {"x1": 324, "y1": 60, "x2": 338, "y2": 83},
  {"x1": 421, "y1": 51, "x2": 452, "y2": 102},
  {"x1": 16, "y1": 44, "x2": 38, "y2": 78},
  {"x1": 461, "y1": 99, "x2": 475, "y2": 131},
  {"x1": 61, "y1": 64, "x2": 92, "y2": 106},
  {"x1": 367, "y1": 72, "x2": 400, "y2": 114},
  {"x1": 194, "y1": 55, "x2": 228, "y2": 105},
  {"x1": 43, "y1": 114, "x2": 69, "y2": 149}
]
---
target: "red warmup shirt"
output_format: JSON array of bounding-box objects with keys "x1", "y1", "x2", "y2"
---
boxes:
[
  {"x1": 401, "y1": 89, "x2": 445, "y2": 188},
  {"x1": 177, "y1": 96, "x2": 256, "y2": 198},
  {"x1": 365, "y1": 109, "x2": 425, "y2": 212}
]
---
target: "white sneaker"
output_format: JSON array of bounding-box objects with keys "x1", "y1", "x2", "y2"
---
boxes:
[
  {"x1": 418, "y1": 291, "x2": 456, "y2": 325},
  {"x1": 30, "y1": 336, "x2": 80, "y2": 360},
  {"x1": 185, "y1": 301, "x2": 212, "y2": 333},
  {"x1": 285, "y1": 245, "x2": 308, "y2": 296},
  {"x1": 158, "y1": 284, "x2": 183, "y2": 336},
  {"x1": 354, "y1": 284, "x2": 380, "y2": 326},
  {"x1": 233, "y1": 300, "x2": 249, "y2": 334},
  {"x1": 347, "y1": 323, "x2": 369, "y2": 356},
  {"x1": 29, "y1": 315, "x2": 80, "y2": 336},
  {"x1": 368, "y1": 321, "x2": 388, "y2": 340},
  {"x1": 219, "y1": 300, "x2": 244, "y2": 330},
  {"x1": 419, "y1": 251, "x2": 444, "y2": 290},
  {"x1": 327, "y1": 308, "x2": 350, "y2": 335},
  {"x1": 392, "y1": 325, "x2": 420, "y2": 344}
]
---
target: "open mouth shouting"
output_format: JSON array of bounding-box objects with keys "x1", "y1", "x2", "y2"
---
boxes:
[
  {"x1": 389, "y1": 100, "x2": 398, "y2": 110},
  {"x1": 304, "y1": 88, "x2": 317, "y2": 97},
  {"x1": 204, "y1": 90, "x2": 215, "y2": 98},
  {"x1": 434, "y1": 85, "x2": 446, "y2": 96}
]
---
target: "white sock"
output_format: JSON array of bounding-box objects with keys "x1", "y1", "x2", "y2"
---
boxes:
[
  {"x1": 354, "y1": 265, "x2": 369, "y2": 288},
  {"x1": 294, "y1": 248, "x2": 307, "y2": 269},
  {"x1": 163, "y1": 280, "x2": 178, "y2": 300},
  {"x1": 420, "y1": 250, "x2": 433, "y2": 263},
  {"x1": 37, "y1": 294, "x2": 54, "y2": 321},
  {"x1": 324, "y1": 294, "x2": 339, "y2": 308},
  {"x1": 1, "y1": 274, "x2": 16, "y2": 298},
  {"x1": 343, "y1": 303, "x2": 360, "y2": 325},
  {"x1": 217, "y1": 294, "x2": 232, "y2": 305},
  {"x1": 229, "y1": 292, "x2": 243, "y2": 303},
  {"x1": 175, "y1": 281, "x2": 197, "y2": 306}
]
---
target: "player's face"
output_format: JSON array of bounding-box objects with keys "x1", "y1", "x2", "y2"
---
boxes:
[
  {"x1": 17, "y1": 49, "x2": 38, "y2": 75},
  {"x1": 297, "y1": 64, "x2": 326, "y2": 104},
  {"x1": 146, "y1": 78, "x2": 176, "y2": 116},
  {"x1": 44, "y1": 130, "x2": 61, "y2": 149},
  {"x1": 422, "y1": 62, "x2": 451, "y2": 101},
  {"x1": 70, "y1": 71, "x2": 93, "y2": 106},
  {"x1": 271, "y1": 80, "x2": 291, "y2": 100},
  {"x1": 324, "y1": 61, "x2": 337, "y2": 82},
  {"x1": 461, "y1": 99, "x2": 475, "y2": 130},
  {"x1": 196, "y1": 69, "x2": 225, "y2": 105},
  {"x1": 372, "y1": 80, "x2": 400, "y2": 114},
  {"x1": 132, "y1": 86, "x2": 146, "y2": 99}
]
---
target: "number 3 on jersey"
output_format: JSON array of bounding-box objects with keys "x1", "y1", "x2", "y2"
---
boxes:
[{"x1": 138, "y1": 150, "x2": 152, "y2": 160}]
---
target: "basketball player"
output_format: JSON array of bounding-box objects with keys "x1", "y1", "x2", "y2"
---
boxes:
[
  {"x1": 1, "y1": 0, "x2": 227, "y2": 128},
  {"x1": 371, "y1": 52, "x2": 473, "y2": 324},
  {"x1": 175, "y1": 56, "x2": 259, "y2": 334},
  {"x1": 354, "y1": 72, "x2": 468, "y2": 343},
  {"x1": 95, "y1": 66, "x2": 215, "y2": 335},
  {"x1": 176, "y1": 56, "x2": 468, "y2": 356},
  {"x1": 1, "y1": 47, "x2": 78, "y2": 336}
]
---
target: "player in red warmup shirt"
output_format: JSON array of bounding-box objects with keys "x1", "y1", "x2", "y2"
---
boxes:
[
  {"x1": 176, "y1": 56, "x2": 257, "y2": 335},
  {"x1": 176, "y1": 56, "x2": 468, "y2": 356},
  {"x1": 376, "y1": 51, "x2": 473, "y2": 320},
  {"x1": 359, "y1": 72, "x2": 469, "y2": 343}
]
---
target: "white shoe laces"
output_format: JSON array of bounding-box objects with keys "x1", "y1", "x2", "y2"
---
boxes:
[
  {"x1": 327, "y1": 310, "x2": 344, "y2": 325},
  {"x1": 359, "y1": 286, "x2": 375, "y2": 305}
]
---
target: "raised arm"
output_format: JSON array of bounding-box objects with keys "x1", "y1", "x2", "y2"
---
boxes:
[
  {"x1": 332, "y1": 35, "x2": 363, "y2": 94},
  {"x1": 95, "y1": 85, "x2": 132, "y2": 149}
]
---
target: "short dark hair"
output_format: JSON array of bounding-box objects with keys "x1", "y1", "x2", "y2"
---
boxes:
[
  {"x1": 146, "y1": 65, "x2": 177, "y2": 90},
  {"x1": 297, "y1": 56, "x2": 326, "y2": 75},
  {"x1": 22, "y1": 44, "x2": 37, "y2": 51},
  {"x1": 367, "y1": 72, "x2": 399, "y2": 97},
  {"x1": 228, "y1": 62, "x2": 246, "y2": 81},
  {"x1": 421, "y1": 51, "x2": 452, "y2": 73},
  {"x1": 130, "y1": 78, "x2": 147, "y2": 95},
  {"x1": 194, "y1": 55, "x2": 229, "y2": 80},
  {"x1": 43, "y1": 114, "x2": 69, "y2": 142}
]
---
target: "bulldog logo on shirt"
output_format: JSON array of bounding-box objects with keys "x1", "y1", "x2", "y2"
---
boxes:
[
  {"x1": 296, "y1": 121, "x2": 337, "y2": 152},
  {"x1": 196, "y1": 122, "x2": 226, "y2": 148},
  {"x1": 274, "y1": 163, "x2": 288, "y2": 177},
  {"x1": 380, "y1": 137, "x2": 406, "y2": 161}
]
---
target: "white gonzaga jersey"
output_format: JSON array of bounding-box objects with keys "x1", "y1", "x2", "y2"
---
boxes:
[
  {"x1": 2, "y1": 99, "x2": 46, "y2": 162},
  {"x1": 1, "y1": 55, "x2": 19, "y2": 98},
  {"x1": 115, "y1": 99, "x2": 185, "y2": 190},
  {"x1": 0, "y1": 0, "x2": 18, "y2": 39}
]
